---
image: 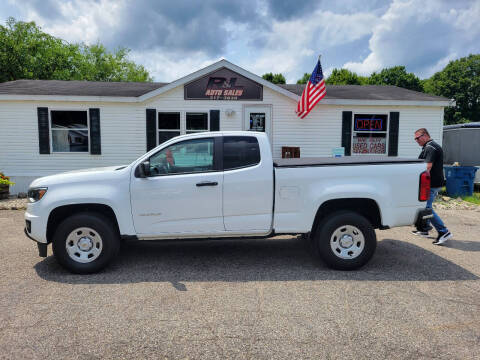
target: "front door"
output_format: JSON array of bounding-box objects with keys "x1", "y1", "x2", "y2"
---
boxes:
[
  {"x1": 130, "y1": 137, "x2": 224, "y2": 237},
  {"x1": 244, "y1": 106, "x2": 271, "y2": 136}
]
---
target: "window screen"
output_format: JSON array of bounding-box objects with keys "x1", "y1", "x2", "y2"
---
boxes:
[{"x1": 223, "y1": 136, "x2": 260, "y2": 170}]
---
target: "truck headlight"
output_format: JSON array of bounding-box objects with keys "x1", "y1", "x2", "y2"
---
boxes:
[{"x1": 28, "y1": 187, "x2": 48, "y2": 202}]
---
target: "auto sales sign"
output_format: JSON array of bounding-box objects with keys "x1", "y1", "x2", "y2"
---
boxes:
[{"x1": 184, "y1": 67, "x2": 263, "y2": 101}]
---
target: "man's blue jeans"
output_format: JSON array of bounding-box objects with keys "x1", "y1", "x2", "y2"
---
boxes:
[{"x1": 426, "y1": 187, "x2": 448, "y2": 233}]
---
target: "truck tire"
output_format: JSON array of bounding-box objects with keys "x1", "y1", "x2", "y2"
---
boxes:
[
  {"x1": 52, "y1": 212, "x2": 120, "y2": 274},
  {"x1": 313, "y1": 210, "x2": 376, "y2": 270}
]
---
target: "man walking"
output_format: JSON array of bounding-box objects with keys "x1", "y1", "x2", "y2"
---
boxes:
[{"x1": 413, "y1": 128, "x2": 452, "y2": 245}]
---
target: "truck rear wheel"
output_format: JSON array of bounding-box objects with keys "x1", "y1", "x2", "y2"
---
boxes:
[
  {"x1": 52, "y1": 213, "x2": 120, "y2": 274},
  {"x1": 313, "y1": 211, "x2": 376, "y2": 270}
]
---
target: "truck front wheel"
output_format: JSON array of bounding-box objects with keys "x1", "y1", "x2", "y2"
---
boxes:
[
  {"x1": 313, "y1": 211, "x2": 376, "y2": 270},
  {"x1": 52, "y1": 213, "x2": 120, "y2": 274}
]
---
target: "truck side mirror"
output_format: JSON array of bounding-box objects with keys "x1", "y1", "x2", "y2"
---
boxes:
[
  {"x1": 141, "y1": 161, "x2": 151, "y2": 177},
  {"x1": 136, "y1": 160, "x2": 151, "y2": 178}
]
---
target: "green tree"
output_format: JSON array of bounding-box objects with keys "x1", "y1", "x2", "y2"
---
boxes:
[
  {"x1": 296, "y1": 73, "x2": 311, "y2": 84},
  {"x1": 0, "y1": 17, "x2": 151, "y2": 82},
  {"x1": 77, "y1": 44, "x2": 151, "y2": 82},
  {"x1": 326, "y1": 68, "x2": 366, "y2": 85},
  {"x1": 423, "y1": 54, "x2": 480, "y2": 124},
  {"x1": 367, "y1": 66, "x2": 423, "y2": 92},
  {"x1": 262, "y1": 72, "x2": 286, "y2": 84}
]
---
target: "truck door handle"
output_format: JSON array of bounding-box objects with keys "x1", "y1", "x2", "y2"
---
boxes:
[{"x1": 196, "y1": 181, "x2": 218, "y2": 187}]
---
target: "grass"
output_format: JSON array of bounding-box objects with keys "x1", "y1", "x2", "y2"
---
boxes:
[
  {"x1": 462, "y1": 192, "x2": 480, "y2": 205},
  {"x1": 438, "y1": 186, "x2": 480, "y2": 205}
]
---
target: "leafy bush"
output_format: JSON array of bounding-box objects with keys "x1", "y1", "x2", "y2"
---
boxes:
[{"x1": 0, "y1": 172, "x2": 15, "y2": 186}]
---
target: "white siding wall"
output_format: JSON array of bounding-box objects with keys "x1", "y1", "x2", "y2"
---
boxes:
[
  {"x1": 0, "y1": 85, "x2": 445, "y2": 193},
  {"x1": 263, "y1": 87, "x2": 444, "y2": 159},
  {"x1": 0, "y1": 101, "x2": 145, "y2": 193},
  {"x1": 396, "y1": 105, "x2": 444, "y2": 156}
]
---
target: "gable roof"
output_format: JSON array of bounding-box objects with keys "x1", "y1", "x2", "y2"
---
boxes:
[
  {"x1": 0, "y1": 59, "x2": 453, "y2": 106},
  {"x1": 0, "y1": 79, "x2": 167, "y2": 97},
  {"x1": 137, "y1": 59, "x2": 299, "y2": 102},
  {"x1": 278, "y1": 84, "x2": 449, "y2": 102}
]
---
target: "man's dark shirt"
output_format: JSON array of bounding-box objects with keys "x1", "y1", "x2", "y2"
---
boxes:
[{"x1": 418, "y1": 139, "x2": 445, "y2": 187}]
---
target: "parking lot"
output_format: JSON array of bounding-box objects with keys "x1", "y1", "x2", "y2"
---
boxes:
[{"x1": 1, "y1": 209, "x2": 479, "y2": 359}]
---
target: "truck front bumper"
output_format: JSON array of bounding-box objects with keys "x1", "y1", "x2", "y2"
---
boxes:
[
  {"x1": 415, "y1": 208, "x2": 434, "y2": 230},
  {"x1": 24, "y1": 228, "x2": 48, "y2": 257},
  {"x1": 24, "y1": 206, "x2": 48, "y2": 244},
  {"x1": 25, "y1": 204, "x2": 49, "y2": 257}
]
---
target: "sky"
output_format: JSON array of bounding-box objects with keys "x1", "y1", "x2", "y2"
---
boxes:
[{"x1": 1, "y1": 0, "x2": 479, "y2": 83}]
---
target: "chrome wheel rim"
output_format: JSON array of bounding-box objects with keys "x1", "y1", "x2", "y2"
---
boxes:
[
  {"x1": 330, "y1": 225, "x2": 365, "y2": 259},
  {"x1": 65, "y1": 227, "x2": 103, "y2": 263}
]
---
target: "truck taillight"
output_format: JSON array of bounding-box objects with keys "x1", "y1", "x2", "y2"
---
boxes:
[{"x1": 419, "y1": 171, "x2": 431, "y2": 201}]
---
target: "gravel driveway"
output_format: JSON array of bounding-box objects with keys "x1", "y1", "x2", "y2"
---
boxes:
[{"x1": 1, "y1": 209, "x2": 479, "y2": 359}]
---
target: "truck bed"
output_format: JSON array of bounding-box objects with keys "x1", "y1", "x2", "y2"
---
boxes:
[{"x1": 273, "y1": 156, "x2": 423, "y2": 168}]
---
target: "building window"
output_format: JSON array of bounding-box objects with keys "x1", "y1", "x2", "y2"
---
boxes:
[
  {"x1": 186, "y1": 112, "x2": 208, "y2": 134},
  {"x1": 158, "y1": 112, "x2": 181, "y2": 145},
  {"x1": 51, "y1": 110, "x2": 89, "y2": 152},
  {"x1": 352, "y1": 114, "x2": 388, "y2": 155}
]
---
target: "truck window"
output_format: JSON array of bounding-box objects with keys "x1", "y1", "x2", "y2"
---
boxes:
[
  {"x1": 223, "y1": 136, "x2": 260, "y2": 170},
  {"x1": 149, "y1": 138, "x2": 214, "y2": 175}
]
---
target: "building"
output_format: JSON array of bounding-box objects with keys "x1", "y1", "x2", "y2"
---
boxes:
[
  {"x1": 0, "y1": 59, "x2": 452, "y2": 194},
  {"x1": 443, "y1": 122, "x2": 480, "y2": 183}
]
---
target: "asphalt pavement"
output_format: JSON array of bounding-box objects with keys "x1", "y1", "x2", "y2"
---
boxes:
[{"x1": 1, "y1": 209, "x2": 479, "y2": 359}]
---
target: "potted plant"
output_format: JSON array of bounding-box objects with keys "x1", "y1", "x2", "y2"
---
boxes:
[{"x1": 0, "y1": 172, "x2": 15, "y2": 199}]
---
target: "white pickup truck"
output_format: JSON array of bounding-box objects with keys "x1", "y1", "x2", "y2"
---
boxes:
[{"x1": 25, "y1": 131, "x2": 432, "y2": 274}]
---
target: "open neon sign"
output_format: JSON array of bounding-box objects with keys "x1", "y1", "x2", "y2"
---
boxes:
[{"x1": 353, "y1": 114, "x2": 388, "y2": 131}]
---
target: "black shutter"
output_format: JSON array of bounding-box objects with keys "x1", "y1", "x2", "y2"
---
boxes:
[
  {"x1": 388, "y1": 112, "x2": 399, "y2": 156},
  {"x1": 37, "y1": 107, "x2": 50, "y2": 154},
  {"x1": 89, "y1": 108, "x2": 101, "y2": 155},
  {"x1": 210, "y1": 110, "x2": 220, "y2": 131},
  {"x1": 341, "y1": 111, "x2": 352, "y2": 156},
  {"x1": 146, "y1": 108, "x2": 157, "y2": 151}
]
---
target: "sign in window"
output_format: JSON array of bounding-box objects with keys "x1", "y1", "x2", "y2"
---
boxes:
[
  {"x1": 249, "y1": 113, "x2": 265, "y2": 132},
  {"x1": 352, "y1": 114, "x2": 388, "y2": 155}
]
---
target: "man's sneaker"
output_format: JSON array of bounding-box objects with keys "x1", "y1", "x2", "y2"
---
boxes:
[
  {"x1": 412, "y1": 230, "x2": 429, "y2": 237},
  {"x1": 433, "y1": 231, "x2": 452, "y2": 245}
]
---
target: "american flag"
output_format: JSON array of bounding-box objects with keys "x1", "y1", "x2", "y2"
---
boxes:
[{"x1": 296, "y1": 58, "x2": 326, "y2": 119}]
